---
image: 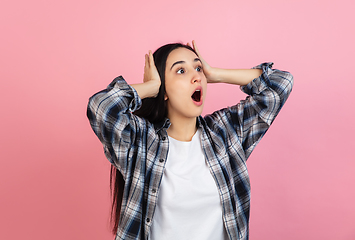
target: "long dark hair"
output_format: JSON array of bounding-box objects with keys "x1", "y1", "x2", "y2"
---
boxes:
[
  {"x1": 134, "y1": 43, "x2": 197, "y2": 122},
  {"x1": 110, "y1": 43, "x2": 197, "y2": 235}
]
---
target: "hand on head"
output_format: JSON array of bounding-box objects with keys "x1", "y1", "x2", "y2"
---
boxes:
[
  {"x1": 187, "y1": 40, "x2": 217, "y2": 83},
  {"x1": 142, "y1": 50, "x2": 161, "y2": 97}
]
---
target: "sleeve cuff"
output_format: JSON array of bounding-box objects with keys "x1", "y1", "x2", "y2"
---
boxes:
[
  {"x1": 240, "y1": 62, "x2": 274, "y2": 95},
  {"x1": 108, "y1": 76, "x2": 142, "y2": 112}
]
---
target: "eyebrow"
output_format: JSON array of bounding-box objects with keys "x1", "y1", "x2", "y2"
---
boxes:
[{"x1": 170, "y1": 58, "x2": 202, "y2": 70}]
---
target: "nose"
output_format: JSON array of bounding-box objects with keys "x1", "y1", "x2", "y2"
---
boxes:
[{"x1": 191, "y1": 71, "x2": 202, "y2": 83}]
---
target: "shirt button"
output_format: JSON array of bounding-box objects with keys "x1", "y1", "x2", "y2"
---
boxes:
[
  {"x1": 152, "y1": 189, "x2": 156, "y2": 193},
  {"x1": 162, "y1": 136, "x2": 166, "y2": 141},
  {"x1": 159, "y1": 159, "x2": 164, "y2": 163},
  {"x1": 146, "y1": 218, "x2": 150, "y2": 222}
]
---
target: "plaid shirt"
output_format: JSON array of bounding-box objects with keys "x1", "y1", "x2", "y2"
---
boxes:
[{"x1": 87, "y1": 62, "x2": 293, "y2": 240}]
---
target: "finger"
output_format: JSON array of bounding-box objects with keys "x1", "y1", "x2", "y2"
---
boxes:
[
  {"x1": 186, "y1": 42, "x2": 191, "y2": 47},
  {"x1": 149, "y1": 50, "x2": 155, "y2": 67},
  {"x1": 192, "y1": 41, "x2": 211, "y2": 71},
  {"x1": 192, "y1": 40, "x2": 200, "y2": 56},
  {"x1": 144, "y1": 54, "x2": 149, "y2": 68}
]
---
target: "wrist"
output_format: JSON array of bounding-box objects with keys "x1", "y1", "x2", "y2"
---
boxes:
[
  {"x1": 147, "y1": 80, "x2": 161, "y2": 97},
  {"x1": 206, "y1": 68, "x2": 222, "y2": 83},
  {"x1": 132, "y1": 80, "x2": 160, "y2": 99}
]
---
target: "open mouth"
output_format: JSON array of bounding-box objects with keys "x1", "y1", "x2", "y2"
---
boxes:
[{"x1": 191, "y1": 89, "x2": 201, "y2": 102}]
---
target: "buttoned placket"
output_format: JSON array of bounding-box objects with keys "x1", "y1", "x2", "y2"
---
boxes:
[
  {"x1": 199, "y1": 125, "x2": 240, "y2": 240},
  {"x1": 144, "y1": 129, "x2": 169, "y2": 239}
]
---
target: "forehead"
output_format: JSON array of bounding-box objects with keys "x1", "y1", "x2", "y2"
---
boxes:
[{"x1": 166, "y1": 48, "x2": 198, "y2": 66}]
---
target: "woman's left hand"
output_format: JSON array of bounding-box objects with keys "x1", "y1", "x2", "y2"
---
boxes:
[
  {"x1": 189, "y1": 41, "x2": 261, "y2": 86},
  {"x1": 189, "y1": 40, "x2": 219, "y2": 83}
]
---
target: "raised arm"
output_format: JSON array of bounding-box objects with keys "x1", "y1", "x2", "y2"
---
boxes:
[
  {"x1": 87, "y1": 50, "x2": 161, "y2": 176},
  {"x1": 87, "y1": 76, "x2": 143, "y2": 174},
  {"x1": 191, "y1": 40, "x2": 262, "y2": 86},
  {"x1": 191, "y1": 41, "x2": 294, "y2": 159}
]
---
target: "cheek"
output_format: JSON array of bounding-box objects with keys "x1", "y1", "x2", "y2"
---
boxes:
[
  {"x1": 164, "y1": 75, "x2": 175, "y2": 97},
  {"x1": 166, "y1": 85, "x2": 184, "y2": 101},
  {"x1": 202, "y1": 80, "x2": 207, "y2": 96},
  {"x1": 165, "y1": 79, "x2": 186, "y2": 99},
  {"x1": 165, "y1": 82, "x2": 178, "y2": 100}
]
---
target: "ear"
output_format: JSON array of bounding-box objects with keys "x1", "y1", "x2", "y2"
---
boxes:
[{"x1": 164, "y1": 94, "x2": 168, "y2": 101}]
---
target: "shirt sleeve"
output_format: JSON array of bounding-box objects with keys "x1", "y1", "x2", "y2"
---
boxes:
[
  {"x1": 205, "y1": 62, "x2": 294, "y2": 160},
  {"x1": 86, "y1": 76, "x2": 143, "y2": 176}
]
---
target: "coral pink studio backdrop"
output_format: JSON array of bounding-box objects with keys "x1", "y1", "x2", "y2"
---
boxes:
[{"x1": 1, "y1": 0, "x2": 354, "y2": 239}]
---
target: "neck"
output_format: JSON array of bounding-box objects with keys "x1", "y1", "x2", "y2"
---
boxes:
[{"x1": 167, "y1": 115, "x2": 198, "y2": 142}]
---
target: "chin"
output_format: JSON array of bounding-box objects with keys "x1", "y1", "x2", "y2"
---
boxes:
[{"x1": 192, "y1": 107, "x2": 204, "y2": 117}]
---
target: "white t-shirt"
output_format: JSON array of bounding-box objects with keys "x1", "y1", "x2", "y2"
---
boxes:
[{"x1": 149, "y1": 129, "x2": 228, "y2": 240}]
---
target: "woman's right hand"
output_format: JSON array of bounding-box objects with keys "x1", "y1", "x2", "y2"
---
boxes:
[
  {"x1": 132, "y1": 51, "x2": 161, "y2": 99},
  {"x1": 142, "y1": 51, "x2": 161, "y2": 97}
]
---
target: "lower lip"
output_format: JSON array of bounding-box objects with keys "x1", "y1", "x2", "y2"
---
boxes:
[{"x1": 192, "y1": 98, "x2": 203, "y2": 106}]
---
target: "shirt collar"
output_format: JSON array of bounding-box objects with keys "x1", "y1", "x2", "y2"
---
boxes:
[
  {"x1": 154, "y1": 118, "x2": 171, "y2": 133},
  {"x1": 154, "y1": 116, "x2": 204, "y2": 134},
  {"x1": 196, "y1": 116, "x2": 204, "y2": 129}
]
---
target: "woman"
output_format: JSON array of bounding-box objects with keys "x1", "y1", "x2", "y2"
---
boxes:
[{"x1": 87, "y1": 41, "x2": 293, "y2": 240}]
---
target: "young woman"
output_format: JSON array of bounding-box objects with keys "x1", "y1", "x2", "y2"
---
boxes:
[{"x1": 87, "y1": 41, "x2": 293, "y2": 240}]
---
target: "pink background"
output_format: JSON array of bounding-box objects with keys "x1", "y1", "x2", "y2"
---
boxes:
[{"x1": 1, "y1": 0, "x2": 354, "y2": 239}]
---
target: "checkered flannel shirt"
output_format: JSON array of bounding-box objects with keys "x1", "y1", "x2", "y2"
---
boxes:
[{"x1": 87, "y1": 62, "x2": 293, "y2": 240}]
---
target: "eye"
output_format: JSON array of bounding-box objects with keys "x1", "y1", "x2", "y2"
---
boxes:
[
  {"x1": 177, "y1": 68, "x2": 185, "y2": 74},
  {"x1": 196, "y1": 66, "x2": 203, "y2": 72}
]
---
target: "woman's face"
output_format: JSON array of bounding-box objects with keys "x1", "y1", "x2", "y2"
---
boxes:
[{"x1": 164, "y1": 47, "x2": 207, "y2": 121}]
